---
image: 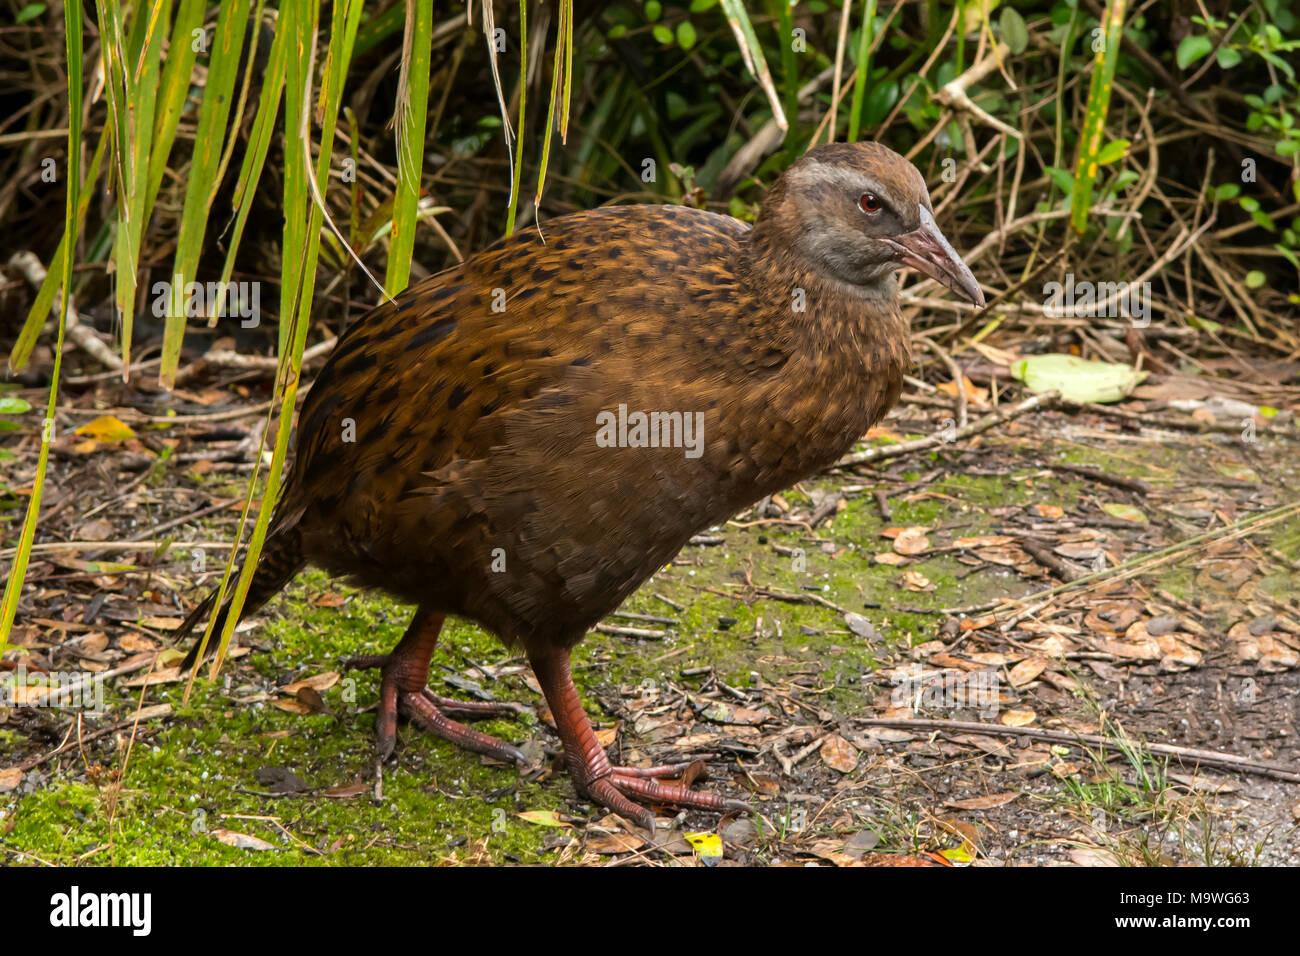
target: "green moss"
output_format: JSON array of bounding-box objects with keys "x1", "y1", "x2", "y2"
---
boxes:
[
  {"x1": 7, "y1": 435, "x2": 1290, "y2": 865},
  {"x1": 0, "y1": 465, "x2": 1052, "y2": 866}
]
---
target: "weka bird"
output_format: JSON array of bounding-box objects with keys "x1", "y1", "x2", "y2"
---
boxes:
[{"x1": 176, "y1": 141, "x2": 984, "y2": 830}]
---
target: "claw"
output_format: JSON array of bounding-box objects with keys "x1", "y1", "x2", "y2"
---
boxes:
[{"x1": 530, "y1": 649, "x2": 750, "y2": 830}]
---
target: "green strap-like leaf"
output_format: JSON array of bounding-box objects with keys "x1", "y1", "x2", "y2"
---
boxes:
[
  {"x1": 386, "y1": 0, "x2": 433, "y2": 293},
  {"x1": 534, "y1": 1, "x2": 573, "y2": 221},
  {"x1": 7, "y1": 128, "x2": 108, "y2": 372},
  {"x1": 144, "y1": 0, "x2": 205, "y2": 223},
  {"x1": 158, "y1": 0, "x2": 251, "y2": 386},
  {"x1": 202, "y1": 0, "x2": 360, "y2": 677},
  {"x1": 0, "y1": 0, "x2": 83, "y2": 651},
  {"x1": 215, "y1": 6, "x2": 291, "y2": 299},
  {"x1": 504, "y1": 0, "x2": 527, "y2": 237},
  {"x1": 1070, "y1": 0, "x2": 1128, "y2": 235}
]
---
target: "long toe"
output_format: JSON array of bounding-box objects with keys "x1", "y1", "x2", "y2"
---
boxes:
[
  {"x1": 342, "y1": 653, "x2": 392, "y2": 672},
  {"x1": 398, "y1": 690, "x2": 530, "y2": 766},
  {"x1": 374, "y1": 680, "x2": 400, "y2": 761},
  {"x1": 577, "y1": 769, "x2": 751, "y2": 833},
  {"x1": 419, "y1": 688, "x2": 533, "y2": 721},
  {"x1": 584, "y1": 777, "x2": 657, "y2": 833},
  {"x1": 609, "y1": 760, "x2": 697, "y2": 779},
  {"x1": 608, "y1": 770, "x2": 751, "y2": 816}
]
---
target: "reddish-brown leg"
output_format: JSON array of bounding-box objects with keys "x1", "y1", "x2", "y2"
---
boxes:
[
  {"x1": 344, "y1": 606, "x2": 529, "y2": 766},
  {"x1": 529, "y1": 646, "x2": 750, "y2": 831}
]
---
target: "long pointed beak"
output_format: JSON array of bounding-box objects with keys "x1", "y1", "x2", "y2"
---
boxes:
[{"x1": 884, "y1": 206, "x2": 985, "y2": 308}]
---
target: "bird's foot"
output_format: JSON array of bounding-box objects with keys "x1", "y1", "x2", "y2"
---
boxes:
[
  {"x1": 530, "y1": 649, "x2": 751, "y2": 832},
  {"x1": 576, "y1": 761, "x2": 752, "y2": 833},
  {"x1": 343, "y1": 653, "x2": 531, "y2": 767}
]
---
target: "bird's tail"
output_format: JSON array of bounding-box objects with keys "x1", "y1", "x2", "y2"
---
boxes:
[{"x1": 175, "y1": 528, "x2": 304, "y2": 670}]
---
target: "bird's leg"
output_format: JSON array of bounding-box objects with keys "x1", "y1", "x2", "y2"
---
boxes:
[
  {"x1": 529, "y1": 647, "x2": 750, "y2": 832},
  {"x1": 343, "y1": 606, "x2": 529, "y2": 766}
]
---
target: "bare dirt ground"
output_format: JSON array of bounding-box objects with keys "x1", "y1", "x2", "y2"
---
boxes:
[{"x1": 2, "y1": 361, "x2": 1298, "y2": 866}]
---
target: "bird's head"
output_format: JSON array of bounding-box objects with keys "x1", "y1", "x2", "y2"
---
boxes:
[{"x1": 759, "y1": 141, "x2": 985, "y2": 308}]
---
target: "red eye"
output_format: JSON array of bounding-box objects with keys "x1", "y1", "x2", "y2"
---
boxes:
[{"x1": 859, "y1": 192, "x2": 881, "y2": 214}]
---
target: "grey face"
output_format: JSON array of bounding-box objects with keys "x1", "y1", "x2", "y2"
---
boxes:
[{"x1": 786, "y1": 157, "x2": 985, "y2": 308}]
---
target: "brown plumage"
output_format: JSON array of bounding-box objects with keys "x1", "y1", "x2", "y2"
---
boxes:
[{"x1": 176, "y1": 141, "x2": 984, "y2": 830}]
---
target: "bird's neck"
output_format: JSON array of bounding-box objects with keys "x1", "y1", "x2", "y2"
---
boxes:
[
  {"x1": 740, "y1": 218, "x2": 910, "y2": 382},
  {"x1": 735, "y1": 220, "x2": 911, "y2": 476}
]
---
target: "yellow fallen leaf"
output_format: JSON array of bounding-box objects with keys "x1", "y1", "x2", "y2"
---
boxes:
[
  {"x1": 75, "y1": 415, "x2": 136, "y2": 443},
  {"x1": 940, "y1": 844, "x2": 974, "y2": 864},
  {"x1": 684, "y1": 831, "x2": 724, "y2": 865},
  {"x1": 139, "y1": 616, "x2": 184, "y2": 630},
  {"x1": 121, "y1": 667, "x2": 182, "y2": 687},
  {"x1": 119, "y1": 634, "x2": 156, "y2": 653},
  {"x1": 516, "y1": 810, "x2": 571, "y2": 827},
  {"x1": 586, "y1": 831, "x2": 645, "y2": 854},
  {"x1": 901, "y1": 569, "x2": 935, "y2": 591},
  {"x1": 1101, "y1": 502, "x2": 1147, "y2": 523}
]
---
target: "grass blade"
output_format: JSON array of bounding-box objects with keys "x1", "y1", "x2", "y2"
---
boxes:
[
  {"x1": 1070, "y1": 0, "x2": 1127, "y2": 234},
  {"x1": 720, "y1": 0, "x2": 787, "y2": 132},
  {"x1": 0, "y1": 0, "x2": 83, "y2": 653},
  {"x1": 385, "y1": 0, "x2": 433, "y2": 293},
  {"x1": 112, "y1": 0, "x2": 168, "y2": 376},
  {"x1": 534, "y1": 0, "x2": 573, "y2": 221},
  {"x1": 202, "y1": 0, "x2": 358, "y2": 678},
  {"x1": 158, "y1": 0, "x2": 251, "y2": 387},
  {"x1": 777, "y1": 0, "x2": 798, "y2": 146},
  {"x1": 144, "y1": 0, "x2": 204, "y2": 220},
  {"x1": 847, "y1": 0, "x2": 877, "y2": 143},
  {"x1": 215, "y1": 5, "x2": 291, "y2": 301},
  {"x1": 504, "y1": 0, "x2": 526, "y2": 236},
  {"x1": 481, "y1": 0, "x2": 516, "y2": 220},
  {"x1": 7, "y1": 128, "x2": 108, "y2": 371}
]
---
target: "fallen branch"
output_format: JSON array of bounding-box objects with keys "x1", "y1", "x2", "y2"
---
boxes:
[
  {"x1": 8, "y1": 251, "x2": 122, "y2": 373},
  {"x1": 176, "y1": 336, "x2": 338, "y2": 379},
  {"x1": 834, "y1": 390, "x2": 1058, "y2": 468},
  {"x1": 1046, "y1": 461, "x2": 1151, "y2": 495},
  {"x1": 991, "y1": 499, "x2": 1300, "y2": 615},
  {"x1": 0, "y1": 539, "x2": 233, "y2": 560},
  {"x1": 932, "y1": 41, "x2": 1020, "y2": 139},
  {"x1": 60, "y1": 400, "x2": 276, "y2": 425},
  {"x1": 854, "y1": 717, "x2": 1300, "y2": 783}
]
